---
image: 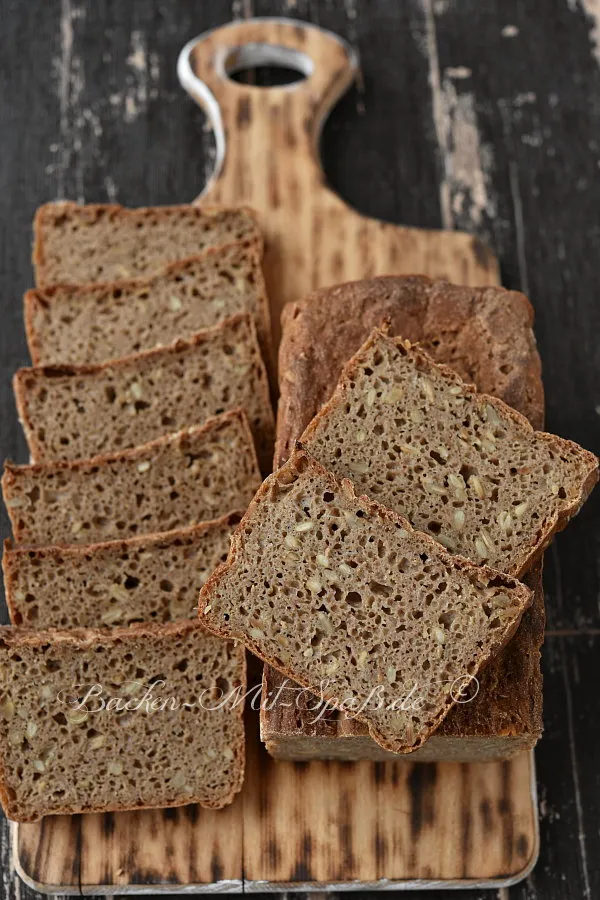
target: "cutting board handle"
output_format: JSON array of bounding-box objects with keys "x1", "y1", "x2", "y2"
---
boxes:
[{"x1": 177, "y1": 17, "x2": 358, "y2": 199}]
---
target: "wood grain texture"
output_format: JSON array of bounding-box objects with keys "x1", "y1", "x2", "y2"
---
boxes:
[
  {"x1": 1, "y1": 0, "x2": 599, "y2": 898},
  {"x1": 180, "y1": 17, "x2": 499, "y2": 347},
  {"x1": 14, "y1": 698, "x2": 538, "y2": 893}
]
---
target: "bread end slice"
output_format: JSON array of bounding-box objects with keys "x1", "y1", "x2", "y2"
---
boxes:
[{"x1": 198, "y1": 449, "x2": 532, "y2": 755}]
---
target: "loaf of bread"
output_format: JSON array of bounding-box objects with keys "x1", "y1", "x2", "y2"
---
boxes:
[
  {"x1": 33, "y1": 202, "x2": 261, "y2": 286},
  {"x1": 199, "y1": 449, "x2": 532, "y2": 755},
  {"x1": 14, "y1": 314, "x2": 274, "y2": 473},
  {"x1": 2, "y1": 411, "x2": 261, "y2": 546},
  {"x1": 301, "y1": 328, "x2": 598, "y2": 576},
  {"x1": 264, "y1": 276, "x2": 546, "y2": 761},
  {"x1": 3, "y1": 511, "x2": 241, "y2": 628},
  {"x1": 0, "y1": 620, "x2": 245, "y2": 821},
  {"x1": 25, "y1": 242, "x2": 272, "y2": 371}
]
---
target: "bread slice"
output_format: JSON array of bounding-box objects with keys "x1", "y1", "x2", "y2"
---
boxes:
[
  {"x1": 275, "y1": 275, "x2": 545, "y2": 468},
  {"x1": 301, "y1": 328, "x2": 598, "y2": 577},
  {"x1": 265, "y1": 275, "x2": 546, "y2": 762},
  {"x1": 25, "y1": 242, "x2": 272, "y2": 370},
  {"x1": 199, "y1": 449, "x2": 532, "y2": 755},
  {"x1": 3, "y1": 511, "x2": 241, "y2": 629},
  {"x1": 0, "y1": 620, "x2": 245, "y2": 821},
  {"x1": 2, "y1": 410, "x2": 261, "y2": 546},
  {"x1": 33, "y1": 201, "x2": 262, "y2": 286},
  {"x1": 14, "y1": 314, "x2": 275, "y2": 473}
]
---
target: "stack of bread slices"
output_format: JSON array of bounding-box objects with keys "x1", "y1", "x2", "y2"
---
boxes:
[
  {"x1": 197, "y1": 278, "x2": 598, "y2": 759},
  {"x1": 0, "y1": 202, "x2": 275, "y2": 822},
  {"x1": 0, "y1": 204, "x2": 597, "y2": 825}
]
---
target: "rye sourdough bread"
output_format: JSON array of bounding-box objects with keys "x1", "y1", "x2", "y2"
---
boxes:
[
  {"x1": 263, "y1": 556, "x2": 544, "y2": 760},
  {"x1": 301, "y1": 328, "x2": 598, "y2": 577},
  {"x1": 0, "y1": 620, "x2": 245, "y2": 821},
  {"x1": 25, "y1": 242, "x2": 273, "y2": 370},
  {"x1": 275, "y1": 276, "x2": 545, "y2": 466},
  {"x1": 265, "y1": 276, "x2": 545, "y2": 761},
  {"x1": 2, "y1": 411, "x2": 260, "y2": 546},
  {"x1": 3, "y1": 512, "x2": 241, "y2": 629},
  {"x1": 199, "y1": 449, "x2": 532, "y2": 755},
  {"x1": 33, "y1": 202, "x2": 262, "y2": 286},
  {"x1": 14, "y1": 313, "x2": 275, "y2": 473}
]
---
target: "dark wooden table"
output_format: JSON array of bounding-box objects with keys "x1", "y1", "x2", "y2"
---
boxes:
[{"x1": 0, "y1": 1, "x2": 599, "y2": 898}]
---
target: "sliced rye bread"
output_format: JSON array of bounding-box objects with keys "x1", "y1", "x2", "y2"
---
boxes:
[
  {"x1": 275, "y1": 275, "x2": 545, "y2": 467},
  {"x1": 3, "y1": 511, "x2": 242, "y2": 629},
  {"x1": 33, "y1": 202, "x2": 262, "y2": 286},
  {"x1": 198, "y1": 449, "x2": 532, "y2": 755},
  {"x1": 0, "y1": 620, "x2": 245, "y2": 821},
  {"x1": 24, "y1": 242, "x2": 273, "y2": 372},
  {"x1": 263, "y1": 558, "x2": 544, "y2": 761},
  {"x1": 301, "y1": 328, "x2": 598, "y2": 577},
  {"x1": 14, "y1": 313, "x2": 275, "y2": 473},
  {"x1": 265, "y1": 275, "x2": 545, "y2": 761},
  {"x1": 2, "y1": 410, "x2": 261, "y2": 546}
]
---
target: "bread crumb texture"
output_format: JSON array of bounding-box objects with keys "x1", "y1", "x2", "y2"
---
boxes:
[
  {"x1": 2, "y1": 412, "x2": 260, "y2": 546},
  {"x1": 4, "y1": 513, "x2": 241, "y2": 629},
  {"x1": 34, "y1": 202, "x2": 261, "y2": 286},
  {"x1": 26, "y1": 242, "x2": 271, "y2": 368},
  {"x1": 15, "y1": 313, "x2": 274, "y2": 471},
  {"x1": 200, "y1": 450, "x2": 532, "y2": 754},
  {"x1": 301, "y1": 330, "x2": 598, "y2": 576},
  {"x1": 0, "y1": 621, "x2": 245, "y2": 821}
]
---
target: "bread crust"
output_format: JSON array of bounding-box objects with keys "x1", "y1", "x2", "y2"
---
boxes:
[
  {"x1": 25, "y1": 241, "x2": 272, "y2": 371},
  {"x1": 33, "y1": 201, "x2": 263, "y2": 286},
  {"x1": 276, "y1": 275, "x2": 544, "y2": 466},
  {"x1": 0, "y1": 619, "x2": 246, "y2": 822},
  {"x1": 199, "y1": 449, "x2": 532, "y2": 755},
  {"x1": 13, "y1": 313, "x2": 275, "y2": 471},
  {"x1": 267, "y1": 275, "x2": 549, "y2": 754},
  {"x1": 300, "y1": 328, "x2": 599, "y2": 580}
]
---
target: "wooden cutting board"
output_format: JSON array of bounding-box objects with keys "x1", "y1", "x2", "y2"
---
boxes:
[{"x1": 14, "y1": 17, "x2": 538, "y2": 893}]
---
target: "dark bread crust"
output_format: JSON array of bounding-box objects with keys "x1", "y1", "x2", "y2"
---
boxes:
[
  {"x1": 265, "y1": 275, "x2": 549, "y2": 755},
  {"x1": 199, "y1": 449, "x2": 533, "y2": 755},
  {"x1": 33, "y1": 202, "x2": 263, "y2": 286},
  {"x1": 276, "y1": 275, "x2": 545, "y2": 467},
  {"x1": 301, "y1": 328, "x2": 599, "y2": 579},
  {"x1": 25, "y1": 241, "x2": 272, "y2": 371},
  {"x1": 0, "y1": 620, "x2": 246, "y2": 821},
  {"x1": 14, "y1": 313, "x2": 275, "y2": 472}
]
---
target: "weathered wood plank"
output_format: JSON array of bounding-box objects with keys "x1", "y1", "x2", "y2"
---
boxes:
[{"x1": 0, "y1": 0, "x2": 599, "y2": 898}]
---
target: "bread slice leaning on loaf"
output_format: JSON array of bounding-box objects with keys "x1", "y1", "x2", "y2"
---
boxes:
[
  {"x1": 33, "y1": 201, "x2": 262, "y2": 286},
  {"x1": 264, "y1": 276, "x2": 547, "y2": 762},
  {"x1": 2, "y1": 410, "x2": 261, "y2": 546},
  {"x1": 25, "y1": 242, "x2": 273, "y2": 372},
  {"x1": 14, "y1": 313, "x2": 275, "y2": 472},
  {"x1": 199, "y1": 449, "x2": 532, "y2": 755},
  {"x1": 0, "y1": 620, "x2": 245, "y2": 822},
  {"x1": 3, "y1": 511, "x2": 242, "y2": 629},
  {"x1": 301, "y1": 328, "x2": 598, "y2": 578}
]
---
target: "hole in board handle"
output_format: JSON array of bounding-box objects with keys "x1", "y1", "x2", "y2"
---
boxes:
[{"x1": 224, "y1": 42, "x2": 313, "y2": 87}]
